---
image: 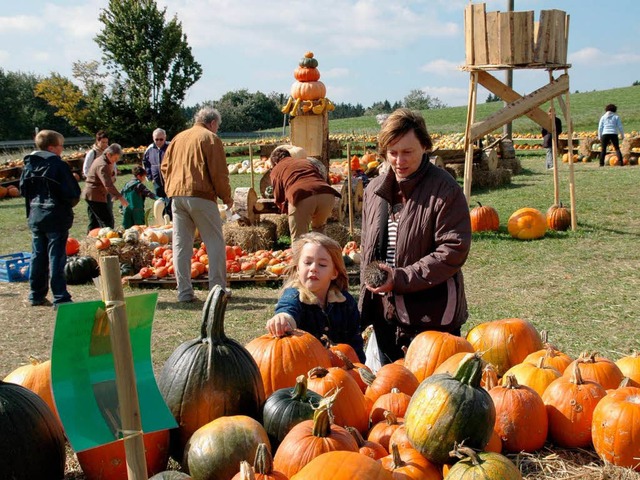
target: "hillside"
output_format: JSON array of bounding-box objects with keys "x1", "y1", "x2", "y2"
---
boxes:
[{"x1": 324, "y1": 84, "x2": 640, "y2": 136}]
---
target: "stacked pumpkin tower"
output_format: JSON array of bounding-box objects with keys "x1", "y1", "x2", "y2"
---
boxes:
[{"x1": 281, "y1": 51, "x2": 335, "y2": 116}]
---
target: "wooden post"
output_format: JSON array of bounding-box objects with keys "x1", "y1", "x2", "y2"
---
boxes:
[
  {"x1": 463, "y1": 72, "x2": 479, "y2": 203},
  {"x1": 346, "y1": 143, "x2": 354, "y2": 238},
  {"x1": 249, "y1": 144, "x2": 255, "y2": 192},
  {"x1": 99, "y1": 256, "x2": 148, "y2": 480},
  {"x1": 564, "y1": 69, "x2": 578, "y2": 230},
  {"x1": 549, "y1": 72, "x2": 560, "y2": 206}
]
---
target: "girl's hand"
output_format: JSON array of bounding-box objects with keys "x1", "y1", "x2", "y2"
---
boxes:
[
  {"x1": 119, "y1": 198, "x2": 129, "y2": 208},
  {"x1": 366, "y1": 263, "x2": 394, "y2": 295},
  {"x1": 266, "y1": 313, "x2": 297, "y2": 337}
]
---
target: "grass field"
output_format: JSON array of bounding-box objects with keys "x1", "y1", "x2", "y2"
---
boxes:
[{"x1": 1, "y1": 154, "x2": 639, "y2": 478}]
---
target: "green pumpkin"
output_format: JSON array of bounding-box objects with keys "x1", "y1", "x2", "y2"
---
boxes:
[
  {"x1": 299, "y1": 56, "x2": 319, "y2": 68},
  {"x1": 262, "y1": 375, "x2": 322, "y2": 448},
  {"x1": 149, "y1": 471, "x2": 191, "y2": 480},
  {"x1": 158, "y1": 286, "x2": 266, "y2": 463},
  {"x1": 404, "y1": 352, "x2": 495, "y2": 465},
  {"x1": 446, "y1": 446, "x2": 522, "y2": 479},
  {"x1": 0, "y1": 381, "x2": 66, "y2": 480},
  {"x1": 64, "y1": 255, "x2": 99, "y2": 285}
]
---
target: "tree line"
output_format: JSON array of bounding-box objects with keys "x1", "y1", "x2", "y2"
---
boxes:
[{"x1": 0, "y1": 0, "x2": 446, "y2": 145}]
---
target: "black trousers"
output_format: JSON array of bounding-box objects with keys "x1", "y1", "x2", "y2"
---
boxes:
[
  {"x1": 86, "y1": 199, "x2": 114, "y2": 232},
  {"x1": 600, "y1": 134, "x2": 623, "y2": 166}
]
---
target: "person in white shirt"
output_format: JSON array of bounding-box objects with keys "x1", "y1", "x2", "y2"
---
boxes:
[{"x1": 82, "y1": 130, "x2": 109, "y2": 178}]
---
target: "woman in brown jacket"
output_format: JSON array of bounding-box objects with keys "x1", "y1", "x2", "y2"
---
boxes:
[
  {"x1": 83, "y1": 143, "x2": 128, "y2": 232},
  {"x1": 359, "y1": 109, "x2": 472, "y2": 365},
  {"x1": 269, "y1": 145, "x2": 340, "y2": 242}
]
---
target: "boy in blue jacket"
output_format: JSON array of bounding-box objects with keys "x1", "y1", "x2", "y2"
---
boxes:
[{"x1": 20, "y1": 130, "x2": 81, "y2": 307}]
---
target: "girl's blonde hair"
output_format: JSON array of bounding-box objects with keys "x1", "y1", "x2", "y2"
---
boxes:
[{"x1": 283, "y1": 232, "x2": 348, "y2": 291}]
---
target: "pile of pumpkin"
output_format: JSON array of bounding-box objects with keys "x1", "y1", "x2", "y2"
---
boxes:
[
  {"x1": 470, "y1": 202, "x2": 572, "y2": 238},
  {"x1": 0, "y1": 184, "x2": 20, "y2": 199},
  {"x1": 328, "y1": 153, "x2": 380, "y2": 185},
  {"x1": 280, "y1": 52, "x2": 335, "y2": 117},
  {"x1": 4, "y1": 286, "x2": 639, "y2": 479}
]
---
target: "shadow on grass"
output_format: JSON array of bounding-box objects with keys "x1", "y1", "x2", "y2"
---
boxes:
[
  {"x1": 0, "y1": 202, "x2": 23, "y2": 210},
  {"x1": 576, "y1": 222, "x2": 640, "y2": 238}
]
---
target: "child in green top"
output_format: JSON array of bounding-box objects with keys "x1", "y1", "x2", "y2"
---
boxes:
[{"x1": 121, "y1": 166, "x2": 157, "y2": 228}]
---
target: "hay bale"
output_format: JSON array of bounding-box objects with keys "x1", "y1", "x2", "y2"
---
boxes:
[
  {"x1": 223, "y1": 221, "x2": 275, "y2": 252},
  {"x1": 79, "y1": 237, "x2": 153, "y2": 271},
  {"x1": 261, "y1": 214, "x2": 290, "y2": 238},
  {"x1": 498, "y1": 156, "x2": 522, "y2": 175},
  {"x1": 323, "y1": 223, "x2": 350, "y2": 247}
]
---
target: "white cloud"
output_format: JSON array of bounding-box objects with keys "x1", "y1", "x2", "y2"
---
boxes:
[
  {"x1": 421, "y1": 59, "x2": 463, "y2": 75},
  {"x1": 322, "y1": 68, "x2": 349, "y2": 79},
  {"x1": 421, "y1": 86, "x2": 469, "y2": 107},
  {"x1": 569, "y1": 47, "x2": 640, "y2": 66},
  {"x1": 0, "y1": 15, "x2": 43, "y2": 33},
  {"x1": 0, "y1": 50, "x2": 9, "y2": 63}
]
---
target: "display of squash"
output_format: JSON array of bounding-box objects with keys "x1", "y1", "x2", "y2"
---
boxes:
[
  {"x1": 0, "y1": 381, "x2": 66, "y2": 480},
  {"x1": 470, "y1": 201, "x2": 500, "y2": 232},
  {"x1": 466, "y1": 318, "x2": 543, "y2": 376},
  {"x1": 404, "y1": 352, "x2": 495, "y2": 465},
  {"x1": 185, "y1": 415, "x2": 270, "y2": 480},
  {"x1": 262, "y1": 375, "x2": 322, "y2": 449},
  {"x1": 507, "y1": 207, "x2": 546, "y2": 240},
  {"x1": 158, "y1": 286, "x2": 266, "y2": 461}
]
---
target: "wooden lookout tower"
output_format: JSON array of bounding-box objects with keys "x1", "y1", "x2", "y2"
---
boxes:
[{"x1": 462, "y1": 4, "x2": 577, "y2": 230}]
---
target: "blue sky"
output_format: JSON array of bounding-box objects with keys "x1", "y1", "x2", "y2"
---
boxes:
[{"x1": 1, "y1": 1, "x2": 639, "y2": 108}]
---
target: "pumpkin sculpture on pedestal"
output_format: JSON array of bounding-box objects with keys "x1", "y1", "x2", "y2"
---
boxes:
[
  {"x1": 158, "y1": 286, "x2": 266, "y2": 462},
  {"x1": 281, "y1": 52, "x2": 335, "y2": 116}
]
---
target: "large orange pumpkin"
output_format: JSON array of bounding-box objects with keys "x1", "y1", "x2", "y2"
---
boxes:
[
  {"x1": 470, "y1": 201, "x2": 500, "y2": 232},
  {"x1": 542, "y1": 362, "x2": 607, "y2": 448},
  {"x1": 616, "y1": 351, "x2": 640, "y2": 387},
  {"x1": 523, "y1": 331, "x2": 573, "y2": 374},
  {"x1": 403, "y1": 330, "x2": 475, "y2": 382},
  {"x1": 290, "y1": 81, "x2": 326, "y2": 100},
  {"x1": 3, "y1": 356, "x2": 58, "y2": 422},
  {"x1": 501, "y1": 356, "x2": 562, "y2": 397},
  {"x1": 335, "y1": 351, "x2": 369, "y2": 393},
  {"x1": 369, "y1": 387, "x2": 412, "y2": 425},
  {"x1": 289, "y1": 451, "x2": 393, "y2": 480},
  {"x1": 367, "y1": 410, "x2": 404, "y2": 452},
  {"x1": 466, "y1": 318, "x2": 543, "y2": 376},
  {"x1": 591, "y1": 386, "x2": 640, "y2": 471},
  {"x1": 306, "y1": 366, "x2": 369, "y2": 434},
  {"x1": 507, "y1": 207, "x2": 546, "y2": 240},
  {"x1": 563, "y1": 351, "x2": 624, "y2": 390},
  {"x1": 245, "y1": 330, "x2": 331, "y2": 397},
  {"x1": 379, "y1": 443, "x2": 442, "y2": 480},
  {"x1": 489, "y1": 374, "x2": 548, "y2": 453},
  {"x1": 361, "y1": 363, "x2": 419, "y2": 404},
  {"x1": 273, "y1": 393, "x2": 358, "y2": 478}
]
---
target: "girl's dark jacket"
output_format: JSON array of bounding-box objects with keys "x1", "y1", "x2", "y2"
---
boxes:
[{"x1": 358, "y1": 156, "x2": 471, "y2": 341}]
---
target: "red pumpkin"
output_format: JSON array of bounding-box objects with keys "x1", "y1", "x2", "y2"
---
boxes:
[
  {"x1": 470, "y1": 201, "x2": 500, "y2": 232},
  {"x1": 294, "y1": 67, "x2": 321, "y2": 82},
  {"x1": 546, "y1": 203, "x2": 571, "y2": 231},
  {"x1": 66, "y1": 237, "x2": 80, "y2": 256}
]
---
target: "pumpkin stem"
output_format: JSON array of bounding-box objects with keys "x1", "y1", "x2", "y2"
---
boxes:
[
  {"x1": 383, "y1": 410, "x2": 398, "y2": 425},
  {"x1": 358, "y1": 367, "x2": 376, "y2": 386},
  {"x1": 390, "y1": 443, "x2": 406, "y2": 469},
  {"x1": 453, "y1": 352, "x2": 484, "y2": 388},
  {"x1": 346, "y1": 426, "x2": 366, "y2": 448},
  {"x1": 569, "y1": 361, "x2": 585, "y2": 385},
  {"x1": 335, "y1": 351, "x2": 355, "y2": 370},
  {"x1": 540, "y1": 329, "x2": 548, "y2": 344},
  {"x1": 238, "y1": 460, "x2": 256, "y2": 480},
  {"x1": 503, "y1": 374, "x2": 521, "y2": 389},
  {"x1": 618, "y1": 377, "x2": 631, "y2": 388},
  {"x1": 537, "y1": 356, "x2": 546, "y2": 369},
  {"x1": 28, "y1": 355, "x2": 42, "y2": 366},
  {"x1": 321, "y1": 334, "x2": 335, "y2": 347},
  {"x1": 291, "y1": 375, "x2": 310, "y2": 401},
  {"x1": 308, "y1": 366, "x2": 330, "y2": 379},
  {"x1": 200, "y1": 285, "x2": 228, "y2": 344},
  {"x1": 449, "y1": 442, "x2": 481, "y2": 466},
  {"x1": 312, "y1": 389, "x2": 340, "y2": 437},
  {"x1": 482, "y1": 363, "x2": 499, "y2": 391},
  {"x1": 253, "y1": 443, "x2": 274, "y2": 475}
]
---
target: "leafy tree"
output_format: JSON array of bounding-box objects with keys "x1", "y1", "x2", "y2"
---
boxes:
[
  {"x1": 403, "y1": 89, "x2": 446, "y2": 110},
  {"x1": 485, "y1": 93, "x2": 500, "y2": 103},
  {"x1": 329, "y1": 102, "x2": 366, "y2": 119}
]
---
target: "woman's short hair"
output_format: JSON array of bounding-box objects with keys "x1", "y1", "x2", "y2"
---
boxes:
[
  {"x1": 269, "y1": 146, "x2": 292, "y2": 166},
  {"x1": 194, "y1": 107, "x2": 222, "y2": 126},
  {"x1": 377, "y1": 108, "x2": 433, "y2": 157},
  {"x1": 605, "y1": 104, "x2": 617, "y2": 113},
  {"x1": 95, "y1": 130, "x2": 108, "y2": 141},
  {"x1": 104, "y1": 143, "x2": 122, "y2": 156}
]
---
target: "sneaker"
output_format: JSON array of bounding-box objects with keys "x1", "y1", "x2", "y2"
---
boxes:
[
  {"x1": 178, "y1": 295, "x2": 197, "y2": 303},
  {"x1": 30, "y1": 298, "x2": 53, "y2": 307},
  {"x1": 225, "y1": 288, "x2": 233, "y2": 298},
  {"x1": 53, "y1": 300, "x2": 73, "y2": 311}
]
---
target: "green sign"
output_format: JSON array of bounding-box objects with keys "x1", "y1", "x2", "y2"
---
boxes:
[{"x1": 51, "y1": 293, "x2": 177, "y2": 452}]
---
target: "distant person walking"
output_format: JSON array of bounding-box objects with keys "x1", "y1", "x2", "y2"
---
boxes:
[
  {"x1": 143, "y1": 128, "x2": 171, "y2": 219},
  {"x1": 82, "y1": 130, "x2": 109, "y2": 178},
  {"x1": 541, "y1": 110, "x2": 562, "y2": 170},
  {"x1": 161, "y1": 107, "x2": 233, "y2": 302},
  {"x1": 598, "y1": 104, "x2": 625, "y2": 167}
]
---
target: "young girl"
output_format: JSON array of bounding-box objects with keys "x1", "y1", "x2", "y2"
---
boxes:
[
  {"x1": 120, "y1": 166, "x2": 157, "y2": 228},
  {"x1": 266, "y1": 232, "x2": 365, "y2": 362}
]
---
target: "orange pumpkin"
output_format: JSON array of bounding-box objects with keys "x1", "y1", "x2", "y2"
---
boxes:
[
  {"x1": 231, "y1": 443, "x2": 287, "y2": 480},
  {"x1": 502, "y1": 356, "x2": 562, "y2": 397},
  {"x1": 369, "y1": 387, "x2": 412, "y2": 425},
  {"x1": 489, "y1": 374, "x2": 548, "y2": 453},
  {"x1": 3, "y1": 357, "x2": 58, "y2": 422},
  {"x1": 322, "y1": 336, "x2": 359, "y2": 365},
  {"x1": 404, "y1": 330, "x2": 474, "y2": 382},
  {"x1": 563, "y1": 351, "x2": 624, "y2": 390},
  {"x1": 470, "y1": 201, "x2": 500, "y2": 232},
  {"x1": 367, "y1": 410, "x2": 404, "y2": 452},
  {"x1": 346, "y1": 426, "x2": 388, "y2": 460},
  {"x1": 592, "y1": 386, "x2": 640, "y2": 471},
  {"x1": 523, "y1": 332, "x2": 573, "y2": 374},
  {"x1": 290, "y1": 81, "x2": 326, "y2": 100},
  {"x1": 615, "y1": 351, "x2": 640, "y2": 387},
  {"x1": 466, "y1": 318, "x2": 543, "y2": 376},
  {"x1": 245, "y1": 331, "x2": 331, "y2": 397},
  {"x1": 388, "y1": 424, "x2": 412, "y2": 451},
  {"x1": 273, "y1": 392, "x2": 358, "y2": 478},
  {"x1": 294, "y1": 67, "x2": 320, "y2": 82},
  {"x1": 95, "y1": 237, "x2": 111, "y2": 250},
  {"x1": 507, "y1": 207, "x2": 546, "y2": 240},
  {"x1": 542, "y1": 362, "x2": 607, "y2": 448},
  {"x1": 7, "y1": 185, "x2": 20, "y2": 197},
  {"x1": 334, "y1": 351, "x2": 370, "y2": 393},
  {"x1": 361, "y1": 363, "x2": 419, "y2": 404},
  {"x1": 546, "y1": 203, "x2": 571, "y2": 231},
  {"x1": 306, "y1": 366, "x2": 369, "y2": 434},
  {"x1": 485, "y1": 429, "x2": 503, "y2": 453},
  {"x1": 379, "y1": 443, "x2": 442, "y2": 480},
  {"x1": 288, "y1": 451, "x2": 394, "y2": 479}
]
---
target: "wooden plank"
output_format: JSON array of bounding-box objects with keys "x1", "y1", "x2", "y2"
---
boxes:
[
  {"x1": 534, "y1": 10, "x2": 552, "y2": 63},
  {"x1": 499, "y1": 12, "x2": 514, "y2": 65},
  {"x1": 486, "y1": 12, "x2": 501, "y2": 65},
  {"x1": 469, "y1": 73, "x2": 569, "y2": 141},
  {"x1": 552, "y1": 10, "x2": 567, "y2": 64},
  {"x1": 476, "y1": 70, "x2": 552, "y2": 131},
  {"x1": 290, "y1": 114, "x2": 323, "y2": 157},
  {"x1": 564, "y1": 15, "x2": 570, "y2": 66},
  {"x1": 472, "y1": 3, "x2": 488, "y2": 65},
  {"x1": 464, "y1": 4, "x2": 474, "y2": 66},
  {"x1": 512, "y1": 11, "x2": 534, "y2": 65}
]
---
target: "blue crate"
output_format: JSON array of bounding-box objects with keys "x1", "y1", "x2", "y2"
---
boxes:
[{"x1": 0, "y1": 252, "x2": 31, "y2": 282}]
